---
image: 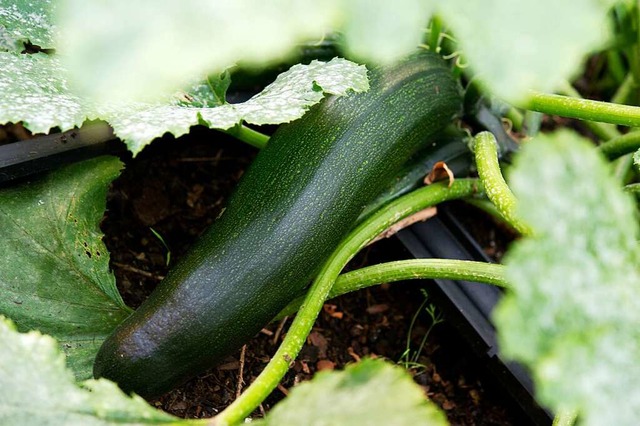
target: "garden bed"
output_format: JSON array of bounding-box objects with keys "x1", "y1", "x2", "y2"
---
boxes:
[{"x1": 101, "y1": 127, "x2": 529, "y2": 424}]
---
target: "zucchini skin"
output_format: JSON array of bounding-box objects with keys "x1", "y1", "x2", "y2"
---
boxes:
[{"x1": 93, "y1": 52, "x2": 461, "y2": 397}]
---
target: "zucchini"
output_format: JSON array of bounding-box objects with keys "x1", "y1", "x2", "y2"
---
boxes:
[{"x1": 94, "y1": 51, "x2": 461, "y2": 397}]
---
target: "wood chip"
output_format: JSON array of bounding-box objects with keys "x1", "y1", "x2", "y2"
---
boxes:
[
  {"x1": 323, "y1": 304, "x2": 344, "y2": 319},
  {"x1": 272, "y1": 316, "x2": 288, "y2": 345},
  {"x1": 307, "y1": 331, "x2": 329, "y2": 358},
  {"x1": 366, "y1": 303, "x2": 389, "y2": 314},
  {"x1": 316, "y1": 360, "x2": 335, "y2": 371},
  {"x1": 276, "y1": 383, "x2": 289, "y2": 396},
  {"x1": 347, "y1": 347, "x2": 361, "y2": 362},
  {"x1": 217, "y1": 360, "x2": 240, "y2": 371},
  {"x1": 172, "y1": 401, "x2": 187, "y2": 411},
  {"x1": 369, "y1": 207, "x2": 437, "y2": 244},
  {"x1": 235, "y1": 345, "x2": 246, "y2": 399},
  {"x1": 442, "y1": 399, "x2": 456, "y2": 411},
  {"x1": 259, "y1": 328, "x2": 273, "y2": 336}
]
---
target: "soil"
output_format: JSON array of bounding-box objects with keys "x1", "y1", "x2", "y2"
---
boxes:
[{"x1": 100, "y1": 126, "x2": 531, "y2": 425}]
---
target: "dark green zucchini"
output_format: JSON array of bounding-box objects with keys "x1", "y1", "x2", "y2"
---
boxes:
[{"x1": 93, "y1": 51, "x2": 461, "y2": 397}]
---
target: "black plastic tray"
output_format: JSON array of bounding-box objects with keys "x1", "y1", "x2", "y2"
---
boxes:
[
  {"x1": 0, "y1": 122, "x2": 120, "y2": 184},
  {"x1": 398, "y1": 205, "x2": 552, "y2": 425}
]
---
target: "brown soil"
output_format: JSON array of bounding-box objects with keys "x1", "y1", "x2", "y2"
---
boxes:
[{"x1": 101, "y1": 126, "x2": 530, "y2": 425}]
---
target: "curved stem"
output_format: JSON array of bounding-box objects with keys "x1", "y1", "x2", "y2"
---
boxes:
[
  {"x1": 214, "y1": 179, "x2": 483, "y2": 425},
  {"x1": 598, "y1": 130, "x2": 640, "y2": 159},
  {"x1": 525, "y1": 91, "x2": 640, "y2": 128},
  {"x1": 276, "y1": 259, "x2": 507, "y2": 319},
  {"x1": 504, "y1": 107, "x2": 524, "y2": 132},
  {"x1": 474, "y1": 132, "x2": 532, "y2": 236},
  {"x1": 224, "y1": 124, "x2": 270, "y2": 149}
]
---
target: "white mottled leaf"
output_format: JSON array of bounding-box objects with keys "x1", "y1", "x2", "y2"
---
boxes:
[
  {"x1": 494, "y1": 130, "x2": 640, "y2": 425},
  {"x1": 255, "y1": 358, "x2": 447, "y2": 426},
  {"x1": 0, "y1": 316, "x2": 187, "y2": 426},
  {"x1": 57, "y1": 0, "x2": 341, "y2": 103},
  {"x1": 0, "y1": 0, "x2": 57, "y2": 50},
  {"x1": 438, "y1": 0, "x2": 616, "y2": 103},
  {"x1": 103, "y1": 57, "x2": 369, "y2": 154},
  {"x1": 0, "y1": 53, "x2": 93, "y2": 133}
]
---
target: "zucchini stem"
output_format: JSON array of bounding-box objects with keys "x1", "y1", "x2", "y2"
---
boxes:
[
  {"x1": 598, "y1": 129, "x2": 640, "y2": 159},
  {"x1": 276, "y1": 259, "x2": 507, "y2": 320},
  {"x1": 557, "y1": 82, "x2": 620, "y2": 141},
  {"x1": 428, "y1": 16, "x2": 443, "y2": 52},
  {"x1": 224, "y1": 124, "x2": 270, "y2": 149},
  {"x1": 474, "y1": 132, "x2": 532, "y2": 236},
  {"x1": 214, "y1": 179, "x2": 484, "y2": 425},
  {"x1": 525, "y1": 91, "x2": 640, "y2": 128}
]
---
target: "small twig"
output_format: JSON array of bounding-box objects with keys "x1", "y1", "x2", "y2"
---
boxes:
[
  {"x1": 112, "y1": 262, "x2": 165, "y2": 280},
  {"x1": 347, "y1": 347, "x2": 361, "y2": 362},
  {"x1": 235, "y1": 345, "x2": 247, "y2": 400},
  {"x1": 259, "y1": 328, "x2": 273, "y2": 336},
  {"x1": 276, "y1": 383, "x2": 289, "y2": 396},
  {"x1": 272, "y1": 316, "x2": 289, "y2": 345}
]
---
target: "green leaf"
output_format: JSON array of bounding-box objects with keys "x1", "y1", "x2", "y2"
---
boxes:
[
  {"x1": 254, "y1": 358, "x2": 447, "y2": 426},
  {"x1": 634, "y1": 148, "x2": 640, "y2": 171},
  {"x1": 103, "y1": 57, "x2": 369, "y2": 154},
  {"x1": 494, "y1": 130, "x2": 640, "y2": 425},
  {"x1": 176, "y1": 71, "x2": 232, "y2": 108},
  {"x1": 57, "y1": 0, "x2": 341, "y2": 103},
  {"x1": 0, "y1": 53, "x2": 93, "y2": 133},
  {"x1": 0, "y1": 316, "x2": 187, "y2": 426},
  {"x1": 438, "y1": 0, "x2": 616, "y2": 103},
  {"x1": 0, "y1": 0, "x2": 57, "y2": 51},
  {"x1": 0, "y1": 24, "x2": 19, "y2": 52},
  {"x1": 341, "y1": 0, "x2": 435, "y2": 63},
  {"x1": 0, "y1": 156, "x2": 132, "y2": 380},
  {"x1": 0, "y1": 50, "x2": 367, "y2": 154}
]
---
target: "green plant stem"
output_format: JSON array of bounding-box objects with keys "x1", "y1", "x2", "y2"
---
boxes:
[
  {"x1": 627, "y1": 5, "x2": 640, "y2": 89},
  {"x1": 276, "y1": 259, "x2": 507, "y2": 319},
  {"x1": 224, "y1": 124, "x2": 270, "y2": 149},
  {"x1": 558, "y1": 83, "x2": 634, "y2": 182},
  {"x1": 214, "y1": 179, "x2": 483, "y2": 425},
  {"x1": 624, "y1": 182, "x2": 640, "y2": 193},
  {"x1": 526, "y1": 91, "x2": 640, "y2": 128},
  {"x1": 523, "y1": 110, "x2": 543, "y2": 137},
  {"x1": 607, "y1": 50, "x2": 628, "y2": 84},
  {"x1": 611, "y1": 73, "x2": 637, "y2": 105},
  {"x1": 558, "y1": 82, "x2": 620, "y2": 141},
  {"x1": 504, "y1": 107, "x2": 524, "y2": 132},
  {"x1": 552, "y1": 409, "x2": 578, "y2": 426},
  {"x1": 613, "y1": 153, "x2": 635, "y2": 183},
  {"x1": 598, "y1": 130, "x2": 640, "y2": 159},
  {"x1": 474, "y1": 132, "x2": 532, "y2": 236},
  {"x1": 428, "y1": 15, "x2": 442, "y2": 52}
]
